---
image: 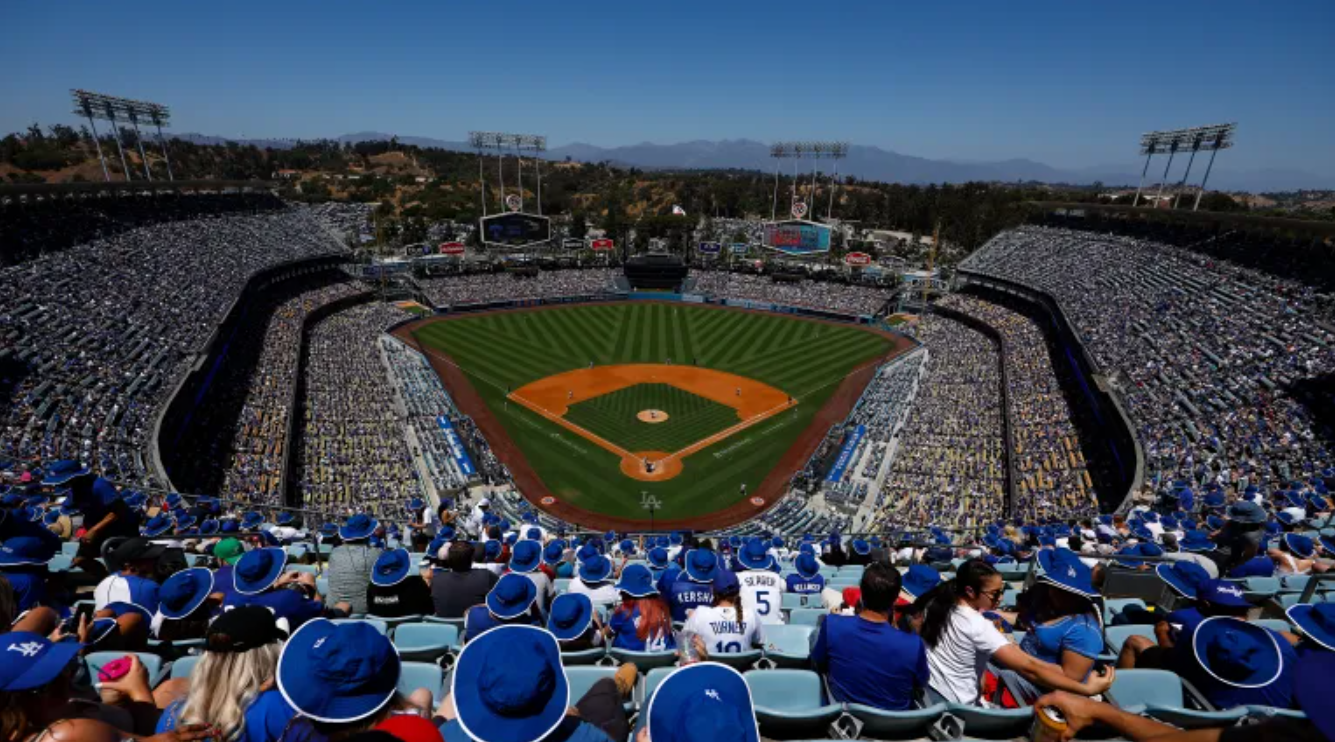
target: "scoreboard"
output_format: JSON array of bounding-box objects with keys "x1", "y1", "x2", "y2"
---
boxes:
[
  {"x1": 763, "y1": 220, "x2": 832, "y2": 255},
  {"x1": 479, "y1": 213, "x2": 552, "y2": 248}
]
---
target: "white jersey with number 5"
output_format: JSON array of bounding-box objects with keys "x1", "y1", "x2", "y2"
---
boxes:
[
  {"x1": 683, "y1": 605, "x2": 764, "y2": 654},
  {"x1": 737, "y1": 569, "x2": 785, "y2": 625}
]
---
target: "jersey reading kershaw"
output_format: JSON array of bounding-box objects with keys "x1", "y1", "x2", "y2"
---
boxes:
[{"x1": 737, "y1": 569, "x2": 784, "y2": 625}]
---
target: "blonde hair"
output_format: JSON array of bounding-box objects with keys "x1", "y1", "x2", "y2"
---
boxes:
[{"x1": 177, "y1": 643, "x2": 282, "y2": 740}]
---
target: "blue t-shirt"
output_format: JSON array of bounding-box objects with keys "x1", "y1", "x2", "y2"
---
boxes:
[
  {"x1": 1173, "y1": 625, "x2": 1297, "y2": 710},
  {"x1": 212, "y1": 565, "x2": 238, "y2": 609},
  {"x1": 2, "y1": 566, "x2": 49, "y2": 611},
  {"x1": 811, "y1": 615, "x2": 929, "y2": 711},
  {"x1": 441, "y1": 717, "x2": 609, "y2": 742},
  {"x1": 105, "y1": 574, "x2": 161, "y2": 617},
  {"x1": 1227, "y1": 556, "x2": 1275, "y2": 579},
  {"x1": 654, "y1": 565, "x2": 682, "y2": 595},
  {"x1": 785, "y1": 574, "x2": 826, "y2": 595},
  {"x1": 77, "y1": 478, "x2": 140, "y2": 537},
  {"x1": 223, "y1": 588, "x2": 324, "y2": 629},
  {"x1": 158, "y1": 689, "x2": 299, "y2": 742},
  {"x1": 607, "y1": 605, "x2": 676, "y2": 652},
  {"x1": 462, "y1": 605, "x2": 539, "y2": 643},
  {"x1": 664, "y1": 577, "x2": 714, "y2": 622},
  {"x1": 1019, "y1": 614, "x2": 1104, "y2": 676}
]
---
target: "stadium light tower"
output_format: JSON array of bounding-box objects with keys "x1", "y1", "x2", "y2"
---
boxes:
[
  {"x1": 469, "y1": 131, "x2": 547, "y2": 217},
  {"x1": 1132, "y1": 123, "x2": 1235, "y2": 210},
  {"x1": 71, "y1": 89, "x2": 176, "y2": 182},
  {"x1": 768, "y1": 141, "x2": 849, "y2": 221}
]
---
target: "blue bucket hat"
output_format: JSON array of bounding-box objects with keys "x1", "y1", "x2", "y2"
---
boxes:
[
  {"x1": 0, "y1": 536, "x2": 57, "y2": 566},
  {"x1": 174, "y1": 514, "x2": 198, "y2": 532},
  {"x1": 451, "y1": 625, "x2": 569, "y2": 742},
  {"x1": 505, "y1": 533, "x2": 519, "y2": 546},
  {"x1": 1037, "y1": 548, "x2": 1098, "y2": 599},
  {"x1": 371, "y1": 548, "x2": 412, "y2": 587},
  {"x1": 576, "y1": 542, "x2": 601, "y2": 562},
  {"x1": 158, "y1": 568, "x2": 214, "y2": 620},
  {"x1": 483, "y1": 539, "x2": 503, "y2": 561},
  {"x1": 737, "y1": 539, "x2": 775, "y2": 571},
  {"x1": 277, "y1": 619, "x2": 400, "y2": 723},
  {"x1": 1203, "y1": 492, "x2": 1226, "y2": 509},
  {"x1": 1180, "y1": 530, "x2": 1216, "y2": 552},
  {"x1": 1192, "y1": 616, "x2": 1284, "y2": 689},
  {"x1": 578, "y1": 555, "x2": 613, "y2": 584},
  {"x1": 614, "y1": 563, "x2": 658, "y2": 598},
  {"x1": 233, "y1": 547, "x2": 287, "y2": 595},
  {"x1": 40, "y1": 460, "x2": 91, "y2": 486},
  {"x1": 1287, "y1": 603, "x2": 1335, "y2": 652},
  {"x1": 1155, "y1": 561, "x2": 1212, "y2": 599},
  {"x1": 1227, "y1": 500, "x2": 1267, "y2": 525},
  {"x1": 901, "y1": 564, "x2": 941, "y2": 600},
  {"x1": 794, "y1": 551, "x2": 821, "y2": 580},
  {"x1": 547, "y1": 594, "x2": 595, "y2": 642},
  {"x1": 487, "y1": 573, "x2": 538, "y2": 620},
  {"x1": 339, "y1": 513, "x2": 377, "y2": 541},
  {"x1": 728, "y1": 536, "x2": 742, "y2": 549},
  {"x1": 276, "y1": 511, "x2": 295, "y2": 526},
  {"x1": 646, "y1": 663, "x2": 760, "y2": 742},
  {"x1": 165, "y1": 493, "x2": 183, "y2": 510},
  {"x1": 526, "y1": 527, "x2": 543, "y2": 541},
  {"x1": 683, "y1": 549, "x2": 719, "y2": 583},
  {"x1": 851, "y1": 538, "x2": 871, "y2": 556},
  {"x1": 0, "y1": 632, "x2": 84, "y2": 691},
  {"x1": 542, "y1": 540, "x2": 566, "y2": 567},
  {"x1": 222, "y1": 520, "x2": 241, "y2": 535},
  {"x1": 1198, "y1": 579, "x2": 1251, "y2": 608},
  {"x1": 1114, "y1": 542, "x2": 1162, "y2": 568},
  {"x1": 141, "y1": 513, "x2": 173, "y2": 538},
  {"x1": 618, "y1": 538, "x2": 636, "y2": 557},
  {"x1": 1284, "y1": 534, "x2": 1316, "y2": 559},
  {"x1": 647, "y1": 547, "x2": 670, "y2": 569},
  {"x1": 241, "y1": 511, "x2": 264, "y2": 530},
  {"x1": 199, "y1": 518, "x2": 220, "y2": 536},
  {"x1": 42, "y1": 510, "x2": 61, "y2": 526},
  {"x1": 509, "y1": 540, "x2": 543, "y2": 573}
]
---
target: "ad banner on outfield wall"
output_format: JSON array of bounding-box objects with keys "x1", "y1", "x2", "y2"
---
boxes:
[
  {"x1": 436, "y1": 415, "x2": 477, "y2": 477},
  {"x1": 825, "y1": 424, "x2": 866, "y2": 482}
]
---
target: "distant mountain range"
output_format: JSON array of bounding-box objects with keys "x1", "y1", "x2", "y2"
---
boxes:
[{"x1": 174, "y1": 131, "x2": 1332, "y2": 192}]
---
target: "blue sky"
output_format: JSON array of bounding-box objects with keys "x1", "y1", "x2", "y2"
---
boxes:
[{"x1": 3, "y1": 0, "x2": 1332, "y2": 176}]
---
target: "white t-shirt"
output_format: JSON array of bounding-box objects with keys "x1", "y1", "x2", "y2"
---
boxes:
[
  {"x1": 569, "y1": 579, "x2": 619, "y2": 608},
  {"x1": 737, "y1": 569, "x2": 784, "y2": 625},
  {"x1": 925, "y1": 603, "x2": 1009, "y2": 705},
  {"x1": 684, "y1": 605, "x2": 764, "y2": 654}
]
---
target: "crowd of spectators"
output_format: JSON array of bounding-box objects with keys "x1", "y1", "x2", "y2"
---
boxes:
[
  {"x1": 293, "y1": 302, "x2": 426, "y2": 514},
  {"x1": 380, "y1": 337, "x2": 476, "y2": 494},
  {"x1": 418, "y1": 268, "x2": 617, "y2": 307},
  {"x1": 0, "y1": 206, "x2": 347, "y2": 490},
  {"x1": 875, "y1": 313, "x2": 1008, "y2": 530},
  {"x1": 303, "y1": 201, "x2": 373, "y2": 243},
  {"x1": 939, "y1": 293, "x2": 1099, "y2": 522},
  {"x1": 821, "y1": 351, "x2": 927, "y2": 505},
  {"x1": 690, "y1": 271, "x2": 892, "y2": 316},
  {"x1": 961, "y1": 226, "x2": 1335, "y2": 495}
]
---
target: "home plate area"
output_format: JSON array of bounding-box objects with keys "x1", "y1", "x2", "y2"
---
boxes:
[{"x1": 507, "y1": 363, "x2": 795, "y2": 482}]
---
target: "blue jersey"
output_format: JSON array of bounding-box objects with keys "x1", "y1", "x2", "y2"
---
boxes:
[
  {"x1": 786, "y1": 573, "x2": 826, "y2": 594},
  {"x1": 665, "y1": 576, "x2": 714, "y2": 622}
]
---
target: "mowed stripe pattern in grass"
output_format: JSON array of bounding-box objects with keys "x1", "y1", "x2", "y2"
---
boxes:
[
  {"x1": 414, "y1": 303, "x2": 890, "y2": 520},
  {"x1": 563, "y1": 383, "x2": 740, "y2": 453}
]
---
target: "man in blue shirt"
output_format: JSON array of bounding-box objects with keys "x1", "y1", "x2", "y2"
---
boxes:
[
  {"x1": 223, "y1": 547, "x2": 332, "y2": 629},
  {"x1": 786, "y1": 551, "x2": 826, "y2": 595},
  {"x1": 1175, "y1": 615, "x2": 1296, "y2": 710},
  {"x1": 45, "y1": 460, "x2": 139, "y2": 580},
  {"x1": 665, "y1": 549, "x2": 717, "y2": 622},
  {"x1": 812, "y1": 563, "x2": 929, "y2": 710}
]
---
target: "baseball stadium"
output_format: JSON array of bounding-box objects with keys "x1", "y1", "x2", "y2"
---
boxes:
[{"x1": 3, "y1": 13, "x2": 1335, "y2": 740}]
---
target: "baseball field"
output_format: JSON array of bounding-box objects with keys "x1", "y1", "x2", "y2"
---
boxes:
[{"x1": 399, "y1": 302, "x2": 906, "y2": 528}]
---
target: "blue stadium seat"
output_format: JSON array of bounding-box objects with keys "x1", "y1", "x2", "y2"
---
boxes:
[
  {"x1": 608, "y1": 648, "x2": 678, "y2": 670},
  {"x1": 745, "y1": 669, "x2": 843, "y2": 738},
  {"x1": 944, "y1": 704, "x2": 1032, "y2": 739},
  {"x1": 1103, "y1": 598, "x2": 1146, "y2": 623},
  {"x1": 398, "y1": 661, "x2": 444, "y2": 708},
  {"x1": 762, "y1": 624, "x2": 815, "y2": 667},
  {"x1": 559, "y1": 648, "x2": 607, "y2": 666},
  {"x1": 845, "y1": 702, "x2": 948, "y2": 740},
  {"x1": 86, "y1": 651, "x2": 165, "y2": 688},
  {"x1": 393, "y1": 623, "x2": 459, "y2": 662},
  {"x1": 315, "y1": 577, "x2": 329, "y2": 597},
  {"x1": 331, "y1": 618, "x2": 388, "y2": 635},
  {"x1": 423, "y1": 615, "x2": 468, "y2": 631},
  {"x1": 781, "y1": 593, "x2": 806, "y2": 610},
  {"x1": 1104, "y1": 624, "x2": 1158, "y2": 655},
  {"x1": 1280, "y1": 575, "x2": 1311, "y2": 594},
  {"x1": 167, "y1": 655, "x2": 201, "y2": 681},
  {"x1": 637, "y1": 666, "x2": 674, "y2": 710},
  {"x1": 1108, "y1": 668, "x2": 1249, "y2": 728},
  {"x1": 368, "y1": 614, "x2": 424, "y2": 630},
  {"x1": 789, "y1": 608, "x2": 826, "y2": 627},
  {"x1": 60, "y1": 541, "x2": 80, "y2": 557},
  {"x1": 706, "y1": 649, "x2": 762, "y2": 672},
  {"x1": 565, "y1": 666, "x2": 633, "y2": 712},
  {"x1": 46, "y1": 555, "x2": 73, "y2": 573},
  {"x1": 1252, "y1": 618, "x2": 1293, "y2": 635},
  {"x1": 1243, "y1": 577, "x2": 1280, "y2": 601},
  {"x1": 554, "y1": 579, "x2": 571, "y2": 594}
]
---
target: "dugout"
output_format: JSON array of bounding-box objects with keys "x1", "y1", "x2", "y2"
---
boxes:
[{"x1": 623, "y1": 253, "x2": 687, "y2": 290}]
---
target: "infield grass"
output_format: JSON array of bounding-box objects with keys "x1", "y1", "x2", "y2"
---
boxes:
[{"x1": 412, "y1": 303, "x2": 891, "y2": 520}]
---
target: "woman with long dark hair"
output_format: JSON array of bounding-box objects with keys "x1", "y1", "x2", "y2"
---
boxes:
[{"x1": 918, "y1": 559, "x2": 1114, "y2": 705}]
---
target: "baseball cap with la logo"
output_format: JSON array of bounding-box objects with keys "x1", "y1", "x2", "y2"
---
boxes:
[{"x1": 0, "y1": 632, "x2": 83, "y2": 691}]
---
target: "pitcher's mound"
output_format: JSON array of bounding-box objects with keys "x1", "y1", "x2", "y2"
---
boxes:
[{"x1": 636, "y1": 409, "x2": 669, "y2": 424}]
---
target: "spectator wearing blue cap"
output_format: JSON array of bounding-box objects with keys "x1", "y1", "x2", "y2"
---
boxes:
[
  {"x1": 47, "y1": 460, "x2": 138, "y2": 581},
  {"x1": 607, "y1": 564, "x2": 676, "y2": 653},
  {"x1": 223, "y1": 547, "x2": 337, "y2": 629},
  {"x1": 786, "y1": 551, "x2": 826, "y2": 596},
  {"x1": 1176, "y1": 616, "x2": 1297, "y2": 710},
  {"x1": 570, "y1": 554, "x2": 619, "y2": 608},
  {"x1": 509, "y1": 539, "x2": 555, "y2": 616},
  {"x1": 463, "y1": 573, "x2": 541, "y2": 643},
  {"x1": 327, "y1": 513, "x2": 382, "y2": 616},
  {"x1": 1288, "y1": 603, "x2": 1335, "y2": 657},
  {"x1": 641, "y1": 662, "x2": 760, "y2": 742},
  {"x1": 439, "y1": 625, "x2": 627, "y2": 742},
  {"x1": 432, "y1": 541, "x2": 499, "y2": 619},
  {"x1": 997, "y1": 549, "x2": 1105, "y2": 704},
  {"x1": 153, "y1": 567, "x2": 216, "y2": 642},
  {"x1": 665, "y1": 549, "x2": 718, "y2": 622},
  {"x1": 1210, "y1": 500, "x2": 1268, "y2": 576},
  {"x1": 1119, "y1": 576, "x2": 1256, "y2": 672},
  {"x1": 1269, "y1": 533, "x2": 1320, "y2": 576},
  {"x1": 682, "y1": 569, "x2": 764, "y2": 658},
  {"x1": 367, "y1": 548, "x2": 433, "y2": 618},
  {"x1": 812, "y1": 562, "x2": 929, "y2": 711},
  {"x1": 548, "y1": 593, "x2": 603, "y2": 652},
  {"x1": 734, "y1": 540, "x2": 783, "y2": 626},
  {"x1": 0, "y1": 535, "x2": 60, "y2": 613}
]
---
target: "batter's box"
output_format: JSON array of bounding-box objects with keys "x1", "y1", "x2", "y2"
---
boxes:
[{"x1": 507, "y1": 363, "x2": 796, "y2": 481}]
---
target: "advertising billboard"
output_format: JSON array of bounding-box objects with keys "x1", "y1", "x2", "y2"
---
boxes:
[
  {"x1": 698, "y1": 242, "x2": 722, "y2": 254},
  {"x1": 589, "y1": 238, "x2": 615, "y2": 251},
  {"x1": 438, "y1": 242, "x2": 465, "y2": 256},
  {"x1": 479, "y1": 213, "x2": 552, "y2": 248},
  {"x1": 730, "y1": 243, "x2": 749, "y2": 255},
  {"x1": 763, "y1": 220, "x2": 832, "y2": 255},
  {"x1": 562, "y1": 238, "x2": 585, "y2": 250},
  {"x1": 843, "y1": 251, "x2": 872, "y2": 266}
]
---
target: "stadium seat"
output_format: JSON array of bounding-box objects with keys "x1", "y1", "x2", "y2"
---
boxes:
[
  {"x1": 331, "y1": 618, "x2": 388, "y2": 635},
  {"x1": 554, "y1": 579, "x2": 571, "y2": 594},
  {"x1": 46, "y1": 555, "x2": 73, "y2": 572},
  {"x1": 762, "y1": 624, "x2": 815, "y2": 667},
  {"x1": 423, "y1": 615, "x2": 468, "y2": 631},
  {"x1": 789, "y1": 608, "x2": 826, "y2": 627},
  {"x1": 845, "y1": 702, "x2": 948, "y2": 740},
  {"x1": 1104, "y1": 624, "x2": 1157, "y2": 655},
  {"x1": 367, "y1": 614, "x2": 424, "y2": 629},
  {"x1": 287, "y1": 564, "x2": 320, "y2": 576},
  {"x1": 559, "y1": 648, "x2": 607, "y2": 666},
  {"x1": 745, "y1": 669, "x2": 843, "y2": 739},
  {"x1": 608, "y1": 648, "x2": 678, "y2": 670},
  {"x1": 315, "y1": 577, "x2": 329, "y2": 597},
  {"x1": 60, "y1": 541, "x2": 80, "y2": 557},
  {"x1": 1103, "y1": 598, "x2": 1146, "y2": 623},
  {"x1": 168, "y1": 655, "x2": 201, "y2": 681},
  {"x1": 781, "y1": 593, "x2": 807, "y2": 610},
  {"x1": 1280, "y1": 575, "x2": 1311, "y2": 594},
  {"x1": 1243, "y1": 577, "x2": 1280, "y2": 601},
  {"x1": 392, "y1": 623, "x2": 459, "y2": 662},
  {"x1": 944, "y1": 704, "x2": 1032, "y2": 739},
  {"x1": 705, "y1": 649, "x2": 762, "y2": 672},
  {"x1": 398, "y1": 661, "x2": 444, "y2": 708},
  {"x1": 1107, "y1": 669, "x2": 1249, "y2": 728},
  {"x1": 1252, "y1": 618, "x2": 1293, "y2": 635},
  {"x1": 565, "y1": 666, "x2": 632, "y2": 712},
  {"x1": 636, "y1": 666, "x2": 675, "y2": 710},
  {"x1": 86, "y1": 651, "x2": 165, "y2": 688}
]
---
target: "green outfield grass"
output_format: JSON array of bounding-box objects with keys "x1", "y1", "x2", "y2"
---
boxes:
[{"x1": 413, "y1": 303, "x2": 892, "y2": 521}]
